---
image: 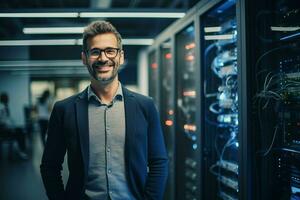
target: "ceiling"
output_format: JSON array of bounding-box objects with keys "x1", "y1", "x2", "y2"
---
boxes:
[
  {"x1": 0, "y1": 0, "x2": 200, "y2": 82},
  {"x1": 0, "y1": 0, "x2": 200, "y2": 41}
]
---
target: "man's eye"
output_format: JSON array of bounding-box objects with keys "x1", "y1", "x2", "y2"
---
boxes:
[
  {"x1": 90, "y1": 50, "x2": 99, "y2": 55},
  {"x1": 106, "y1": 49, "x2": 115, "y2": 54}
]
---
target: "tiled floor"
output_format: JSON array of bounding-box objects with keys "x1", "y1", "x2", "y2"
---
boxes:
[{"x1": 0, "y1": 132, "x2": 68, "y2": 200}]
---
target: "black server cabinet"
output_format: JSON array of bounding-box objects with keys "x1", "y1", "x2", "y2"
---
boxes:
[
  {"x1": 148, "y1": 50, "x2": 160, "y2": 108},
  {"x1": 147, "y1": 0, "x2": 242, "y2": 199},
  {"x1": 147, "y1": 0, "x2": 300, "y2": 199},
  {"x1": 159, "y1": 39, "x2": 176, "y2": 200},
  {"x1": 200, "y1": 1, "x2": 239, "y2": 200},
  {"x1": 175, "y1": 23, "x2": 201, "y2": 200},
  {"x1": 246, "y1": 0, "x2": 300, "y2": 199}
]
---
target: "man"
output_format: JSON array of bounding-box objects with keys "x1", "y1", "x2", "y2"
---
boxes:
[
  {"x1": 40, "y1": 21, "x2": 168, "y2": 200},
  {"x1": 37, "y1": 89, "x2": 52, "y2": 146},
  {"x1": 0, "y1": 92, "x2": 28, "y2": 160}
]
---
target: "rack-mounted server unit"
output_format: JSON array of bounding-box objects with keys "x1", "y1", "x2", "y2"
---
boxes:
[
  {"x1": 175, "y1": 23, "x2": 201, "y2": 200},
  {"x1": 159, "y1": 39, "x2": 176, "y2": 200},
  {"x1": 200, "y1": 1, "x2": 239, "y2": 200},
  {"x1": 148, "y1": 50, "x2": 160, "y2": 108}
]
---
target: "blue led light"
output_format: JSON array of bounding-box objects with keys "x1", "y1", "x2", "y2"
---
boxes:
[
  {"x1": 216, "y1": 0, "x2": 236, "y2": 13},
  {"x1": 191, "y1": 135, "x2": 197, "y2": 141},
  {"x1": 193, "y1": 144, "x2": 198, "y2": 150},
  {"x1": 235, "y1": 142, "x2": 239, "y2": 148},
  {"x1": 280, "y1": 32, "x2": 300, "y2": 41},
  {"x1": 186, "y1": 26, "x2": 194, "y2": 33}
]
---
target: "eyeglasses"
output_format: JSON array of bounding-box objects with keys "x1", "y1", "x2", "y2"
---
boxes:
[{"x1": 86, "y1": 48, "x2": 120, "y2": 59}]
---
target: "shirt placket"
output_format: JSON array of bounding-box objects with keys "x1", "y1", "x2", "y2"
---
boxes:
[{"x1": 105, "y1": 105, "x2": 113, "y2": 198}]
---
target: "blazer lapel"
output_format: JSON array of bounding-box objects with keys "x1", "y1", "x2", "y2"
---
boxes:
[
  {"x1": 75, "y1": 89, "x2": 89, "y2": 179},
  {"x1": 123, "y1": 87, "x2": 136, "y2": 172}
]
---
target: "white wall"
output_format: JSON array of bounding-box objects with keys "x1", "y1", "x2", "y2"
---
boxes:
[
  {"x1": 0, "y1": 72, "x2": 30, "y2": 127},
  {"x1": 137, "y1": 48, "x2": 149, "y2": 96}
]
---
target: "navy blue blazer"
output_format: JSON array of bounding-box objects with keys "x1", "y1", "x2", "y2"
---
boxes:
[{"x1": 40, "y1": 87, "x2": 168, "y2": 200}]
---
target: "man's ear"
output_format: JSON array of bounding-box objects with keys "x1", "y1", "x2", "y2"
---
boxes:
[
  {"x1": 81, "y1": 51, "x2": 87, "y2": 65},
  {"x1": 120, "y1": 50, "x2": 124, "y2": 65}
]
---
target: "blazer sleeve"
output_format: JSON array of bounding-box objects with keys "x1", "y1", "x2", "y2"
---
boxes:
[
  {"x1": 144, "y1": 99, "x2": 169, "y2": 200},
  {"x1": 40, "y1": 102, "x2": 67, "y2": 200}
]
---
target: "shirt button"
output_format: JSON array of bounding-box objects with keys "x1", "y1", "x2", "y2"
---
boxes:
[
  {"x1": 108, "y1": 169, "x2": 111, "y2": 174},
  {"x1": 107, "y1": 148, "x2": 110, "y2": 152}
]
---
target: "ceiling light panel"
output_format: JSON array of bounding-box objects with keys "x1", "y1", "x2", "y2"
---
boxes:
[
  {"x1": 0, "y1": 39, "x2": 78, "y2": 46},
  {"x1": 0, "y1": 12, "x2": 185, "y2": 19},
  {"x1": 80, "y1": 12, "x2": 185, "y2": 18},
  {"x1": 23, "y1": 27, "x2": 84, "y2": 34},
  {"x1": 0, "y1": 12, "x2": 78, "y2": 18},
  {"x1": 0, "y1": 39, "x2": 153, "y2": 46}
]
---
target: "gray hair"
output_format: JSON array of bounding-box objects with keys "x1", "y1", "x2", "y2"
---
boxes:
[{"x1": 82, "y1": 20, "x2": 123, "y2": 51}]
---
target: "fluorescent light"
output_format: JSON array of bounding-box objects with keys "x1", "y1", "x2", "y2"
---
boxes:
[
  {"x1": 23, "y1": 28, "x2": 157, "y2": 45},
  {"x1": 0, "y1": 11, "x2": 185, "y2": 19},
  {"x1": 80, "y1": 12, "x2": 185, "y2": 18},
  {"x1": 204, "y1": 34, "x2": 235, "y2": 40},
  {"x1": 204, "y1": 26, "x2": 222, "y2": 33},
  {"x1": 0, "y1": 60, "x2": 82, "y2": 67},
  {"x1": 271, "y1": 26, "x2": 300, "y2": 32},
  {"x1": 1, "y1": 67, "x2": 85, "y2": 71},
  {"x1": 0, "y1": 38, "x2": 153, "y2": 46},
  {"x1": 0, "y1": 39, "x2": 78, "y2": 46},
  {"x1": 76, "y1": 39, "x2": 153, "y2": 45},
  {"x1": 123, "y1": 39, "x2": 153, "y2": 45},
  {"x1": 23, "y1": 27, "x2": 84, "y2": 34},
  {"x1": 0, "y1": 12, "x2": 78, "y2": 18}
]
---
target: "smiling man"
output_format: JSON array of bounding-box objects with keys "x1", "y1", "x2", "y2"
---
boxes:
[{"x1": 40, "y1": 21, "x2": 168, "y2": 200}]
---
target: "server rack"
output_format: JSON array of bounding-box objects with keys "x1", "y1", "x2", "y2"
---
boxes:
[
  {"x1": 147, "y1": 0, "x2": 244, "y2": 199},
  {"x1": 147, "y1": 35, "x2": 177, "y2": 200},
  {"x1": 146, "y1": 0, "x2": 300, "y2": 199},
  {"x1": 246, "y1": 0, "x2": 300, "y2": 199},
  {"x1": 175, "y1": 22, "x2": 201, "y2": 200},
  {"x1": 148, "y1": 50, "x2": 160, "y2": 108},
  {"x1": 200, "y1": 1, "x2": 240, "y2": 200},
  {"x1": 159, "y1": 39, "x2": 176, "y2": 200}
]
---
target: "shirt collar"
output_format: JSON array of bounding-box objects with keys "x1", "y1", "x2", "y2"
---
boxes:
[
  {"x1": 87, "y1": 82, "x2": 123, "y2": 104},
  {"x1": 114, "y1": 82, "x2": 123, "y2": 101}
]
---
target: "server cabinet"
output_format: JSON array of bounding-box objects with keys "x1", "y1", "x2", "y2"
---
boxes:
[
  {"x1": 159, "y1": 39, "x2": 176, "y2": 200},
  {"x1": 148, "y1": 50, "x2": 160, "y2": 108},
  {"x1": 246, "y1": 0, "x2": 300, "y2": 199},
  {"x1": 175, "y1": 23, "x2": 201, "y2": 200},
  {"x1": 146, "y1": 0, "x2": 300, "y2": 199},
  {"x1": 200, "y1": 1, "x2": 239, "y2": 200}
]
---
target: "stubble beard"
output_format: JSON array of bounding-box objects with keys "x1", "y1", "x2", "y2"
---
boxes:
[{"x1": 88, "y1": 61, "x2": 119, "y2": 85}]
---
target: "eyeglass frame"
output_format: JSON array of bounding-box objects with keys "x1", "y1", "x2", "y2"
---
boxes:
[{"x1": 85, "y1": 47, "x2": 121, "y2": 59}]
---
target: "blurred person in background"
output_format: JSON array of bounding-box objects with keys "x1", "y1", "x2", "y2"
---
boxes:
[
  {"x1": 0, "y1": 92, "x2": 28, "y2": 160},
  {"x1": 40, "y1": 20, "x2": 168, "y2": 200},
  {"x1": 37, "y1": 90, "x2": 52, "y2": 146}
]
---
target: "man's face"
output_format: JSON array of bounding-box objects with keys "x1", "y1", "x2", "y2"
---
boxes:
[{"x1": 82, "y1": 33, "x2": 124, "y2": 85}]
